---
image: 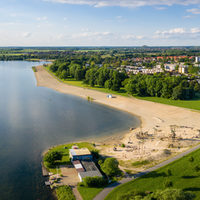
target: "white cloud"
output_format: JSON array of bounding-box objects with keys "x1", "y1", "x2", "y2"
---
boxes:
[
  {"x1": 36, "y1": 16, "x2": 48, "y2": 21},
  {"x1": 23, "y1": 32, "x2": 32, "y2": 38},
  {"x1": 155, "y1": 27, "x2": 200, "y2": 39},
  {"x1": 155, "y1": 28, "x2": 186, "y2": 36},
  {"x1": 72, "y1": 31, "x2": 112, "y2": 39},
  {"x1": 122, "y1": 34, "x2": 144, "y2": 40},
  {"x1": 43, "y1": 0, "x2": 200, "y2": 8},
  {"x1": 116, "y1": 16, "x2": 122, "y2": 19},
  {"x1": 183, "y1": 15, "x2": 193, "y2": 18},
  {"x1": 154, "y1": 6, "x2": 167, "y2": 10},
  {"x1": 190, "y1": 27, "x2": 200, "y2": 33},
  {"x1": 187, "y1": 8, "x2": 200, "y2": 14}
]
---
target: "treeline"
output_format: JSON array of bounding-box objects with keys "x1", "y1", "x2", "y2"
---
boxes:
[
  {"x1": 1, "y1": 47, "x2": 200, "y2": 67},
  {"x1": 0, "y1": 52, "x2": 71, "y2": 61},
  {"x1": 48, "y1": 60, "x2": 200, "y2": 100},
  {"x1": 49, "y1": 60, "x2": 127, "y2": 91},
  {"x1": 124, "y1": 74, "x2": 200, "y2": 100}
]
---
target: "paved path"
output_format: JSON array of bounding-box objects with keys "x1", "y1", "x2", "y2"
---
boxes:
[
  {"x1": 72, "y1": 186, "x2": 83, "y2": 200},
  {"x1": 93, "y1": 143, "x2": 200, "y2": 200}
]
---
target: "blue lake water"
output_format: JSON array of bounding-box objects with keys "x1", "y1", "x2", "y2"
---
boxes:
[{"x1": 0, "y1": 61, "x2": 140, "y2": 200}]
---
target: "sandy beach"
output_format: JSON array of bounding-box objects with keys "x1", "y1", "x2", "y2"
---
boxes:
[{"x1": 35, "y1": 66, "x2": 200, "y2": 172}]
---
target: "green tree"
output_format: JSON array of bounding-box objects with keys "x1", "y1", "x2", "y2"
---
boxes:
[
  {"x1": 172, "y1": 85, "x2": 183, "y2": 100},
  {"x1": 100, "y1": 158, "x2": 120, "y2": 177},
  {"x1": 104, "y1": 79, "x2": 112, "y2": 90},
  {"x1": 60, "y1": 70, "x2": 68, "y2": 79},
  {"x1": 85, "y1": 68, "x2": 97, "y2": 86},
  {"x1": 74, "y1": 67, "x2": 84, "y2": 80},
  {"x1": 44, "y1": 151, "x2": 62, "y2": 167}
]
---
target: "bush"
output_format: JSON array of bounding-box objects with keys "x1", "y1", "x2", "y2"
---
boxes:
[
  {"x1": 117, "y1": 190, "x2": 146, "y2": 200},
  {"x1": 147, "y1": 188, "x2": 195, "y2": 200},
  {"x1": 98, "y1": 159, "x2": 103, "y2": 165},
  {"x1": 121, "y1": 144, "x2": 125, "y2": 148},
  {"x1": 194, "y1": 165, "x2": 200, "y2": 172},
  {"x1": 118, "y1": 189, "x2": 195, "y2": 200},
  {"x1": 82, "y1": 176, "x2": 107, "y2": 188},
  {"x1": 189, "y1": 156, "x2": 194, "y2": 162},
  {"x1": 100, "y1": 158, "x2": 121, "y2": 177},
  {"x1": 32, "y1": 66, "x2": 37, "y2": 72},
  {"x1": 56, "y1": 186, "x2": 75, "y2": 200},
  {"x1": 44, "y1": 151, "x2": 62, "y2": 167},
  {"x1": 167, "y1": 169, "x2": 172, "y2": 176},
  {"x1": 132, "y1": 160, "x2": 150, "y2": 167},
  {"x1": 124, "y1": 169, "x2": 132, "y2": 175},
  {"x1": 164, "y1": 180, "x2": 173, "y2": 188},
  {"x1": 163, "y1": 149, "x2": 171, "y2": 155}
]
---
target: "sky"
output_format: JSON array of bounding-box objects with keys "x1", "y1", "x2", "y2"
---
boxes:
[{"x1": 1, "y1": 0, "x2": 200, "y2": 46}]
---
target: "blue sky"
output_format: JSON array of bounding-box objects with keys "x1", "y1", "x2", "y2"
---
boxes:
[{"x1": 1, "y1": 0, "x2": 200, "y2": 46}]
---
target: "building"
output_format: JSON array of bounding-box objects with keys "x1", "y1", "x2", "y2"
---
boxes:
[
  {"x1": 70, "y1": 148, "x2": 102, "y2": 182},
  {"x1": 75, "y1": 160, "x2": 102, "y2": 182},
  {"x1": 164, "y1": 64, "x2": 176, "y2": 72},
  {"x1": 69, "y1": 148, "x2": 93, "y2": 161},
  {"x1": 195, "y1": 56, "x2": 200, "y2": 63},
  {"x1": 178, "y1": 65, "x2": 188, "y2": 74}
]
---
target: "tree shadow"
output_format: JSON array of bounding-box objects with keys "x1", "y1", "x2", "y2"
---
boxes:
[
  {"x1": 182, "y1": 175, "x2": 198, "y2": 179},
  {"x1": 143, "y1": 171, "x2": 167, "y2": 178},
  {"x1": 183, "y1": 187, "x2": 200, "y2": 192}
]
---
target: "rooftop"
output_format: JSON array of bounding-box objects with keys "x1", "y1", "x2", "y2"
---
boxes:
[
  {"x1": 79, "y1": 170, "x2": 102, "y2": 179},
  {"x1": 69, "y1": 148, "x2": 91, "y2": 156},
  {"x1": 72, "y1": 160, "x2": 85, "y2": 172},
  {"x1": 81, "y1": 160, "x2": 99, "y2": 172},
  {"x1": 79, "y1": 161, "x2": 102, "y2": 179}
]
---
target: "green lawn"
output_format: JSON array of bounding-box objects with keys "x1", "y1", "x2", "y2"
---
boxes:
[
  {"x1": 56, "y1": 186, "x2": 75, "y2": 200},
  {"x1": 43, "y1": 142, "x2": 96, "y2": 174},
  {"x1": 78, "y1": 186, "x2": 104, "y2": 200},
  {"x1": 136, "y1": 95, "x2": 200, "y2": 111},
  {"x1": 105, "y1": 148, "x2": 200, "y2": 200}
]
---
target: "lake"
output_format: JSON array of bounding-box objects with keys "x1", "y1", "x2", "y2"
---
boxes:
[{"x1": 0, "y1": 61, "x2": 140, "y2": 200}]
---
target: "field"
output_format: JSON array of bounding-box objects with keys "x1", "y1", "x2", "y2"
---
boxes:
[
  {"x1": 105, "y1": 148, "x2": 200, "y2": 200},
  {"x1": 56, "y1": 186, "x2": 75, "y2": 200},
  {"x1": 137, "y1": 95, "x2": 200, "y2": 111},
  {"x1": 78, "y1": 186, "x2": 104, "y2": 200}
]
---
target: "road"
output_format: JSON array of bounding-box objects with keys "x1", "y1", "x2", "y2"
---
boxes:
[{"x1": 93, "y1": 143, "x2": 200, "y2": 200}]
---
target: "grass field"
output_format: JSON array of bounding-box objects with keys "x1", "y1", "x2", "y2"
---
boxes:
[
  {"x1": 137, "y1": 95, "x2": 200, "y2": 111},
  {"x1": 56, "y1": 186, "x2": 75, "y2": 200},
  {"x1": 78, "y1": 186, "x2": 104, "y2": 200},
  {"x1": 105, "y1": 148, "x2": 200, "y2": 200}
]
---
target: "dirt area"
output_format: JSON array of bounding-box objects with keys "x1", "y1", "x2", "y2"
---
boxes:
[{"x1": 59, "y1": 165, "x2": 80, "y2": 186}]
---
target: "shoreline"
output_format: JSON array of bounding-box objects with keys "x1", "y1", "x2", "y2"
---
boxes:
[{"x1": 35, "y1": 65, "x2": 200, "y2": 169}]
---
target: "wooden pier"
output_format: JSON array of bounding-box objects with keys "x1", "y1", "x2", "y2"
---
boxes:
[{"x1": 41, "y1": 162, "x2": 49, "y2": 176}]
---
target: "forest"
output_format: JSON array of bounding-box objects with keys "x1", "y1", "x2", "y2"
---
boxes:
[{"x1": 48, "y1": 60, "x2": 200, "y2": 100}]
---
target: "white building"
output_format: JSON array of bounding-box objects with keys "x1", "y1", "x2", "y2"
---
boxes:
[
  {"x1": 195, "y1": 56, "x2": 200, "y2": 63},
  {"x1": 164, "y1": 64, "x2": 176, "y2": 72},
  {"x1": 178, "y1": 65, "x2": 188, "y2": 74}
]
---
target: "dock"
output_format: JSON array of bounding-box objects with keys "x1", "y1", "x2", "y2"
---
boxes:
[{"x1": 41, "y1": 162, "x2": 49, "y2": 176}]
